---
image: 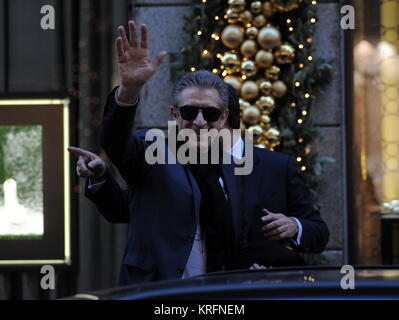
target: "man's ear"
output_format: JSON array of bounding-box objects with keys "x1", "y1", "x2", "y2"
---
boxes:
[
  {"x1": 170, "y1": 106, "x2": 178, "y2": 120},
  {"x1": 222, "y1": 108, "x2": 229, "y2": 122}
]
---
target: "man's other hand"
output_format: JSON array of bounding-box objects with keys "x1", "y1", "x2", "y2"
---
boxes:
[
  {"x1": 261, "y1": 208, "x2": 299, "y2": 241},
  {"x1": 116, "y1": 20, "x2": 167, "y2": 104},
  {"x1": 68, "y1": 146, "x2": 106, "y2": 181}
]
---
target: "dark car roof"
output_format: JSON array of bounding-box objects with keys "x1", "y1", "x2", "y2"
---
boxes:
[{"x1": 67, "y1": 265, "x2": 399, "y2": 300}]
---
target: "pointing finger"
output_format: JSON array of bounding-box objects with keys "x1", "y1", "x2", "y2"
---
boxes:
[{"x1": 68, "y1": 146, "x2": 94, "y2": 160}]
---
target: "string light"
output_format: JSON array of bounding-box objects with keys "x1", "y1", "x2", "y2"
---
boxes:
[
  {"x1": 307, "y1": 37, "x2": 313, "y2": 43},
  {"x1": 241, "y1": 75, "x2": 247, "y2": 80},
  {"x1": 301, "y1": 166, "x2": 306, "y2": 171},
  {"x1": 197, "y1": 30, "x2": 202, "y2": 36},
  {"x1": 211, "y1": 33, "x2": 220, "y2": 40},
  {"x1": 291, "y1": 102, "x2": 297, "y2": 107},
  {"x1": 304, "y1": 93, "x2": 310, "y2": 99},
  {"x1": 295, "y1": 81, "x2": 301, "y2": 87},
  {"x1": 297, "y1": 119, "x2": 303, "y2": 124},
  {"x1": 190, "y1": 67, "x2": 196, "y2": 72},
  {"x1": 310, "y1": 17, "x2": 317, "y2": 23},
  {"x1": 312, "y1": 0, "x2": 317, "y2": 5},
  {"x1": 298, "y1": 44, "x2": 304, "y2": 49},
  {"x1": 308, "y1": 56, "x2": 313, "y2": 61},
  {"x1": 298, "y1": 138, "x2": 304, "y2": 143},
  {"x1": 222, "y1": 70, "x2": 228, "y2": 77},
  {"x1": 289, "y1": 27, "x2": 294, "y2": 32},
  {"x1": 299, "y1": 63, "x2": 304, "y2": 69},
  {"x1": 297, "y1": 157, "x2": 302, "y2": 162},
  {"x1": 302, "y1": 110, "x2": 308, "y2": 116},
  {"x1": 201, "y1": 0, "x2": 206, "y2": 3},
  {"x1": 216, "y1": 53, "x2": 222, "y2": 59},
  {"x1": 215, "y1": 16, "x2": 219, "y2": 20},
  {"x1": 202, "y1": 49, "x2": 209, "y2": 56},
  {"x1": 212, "y1": 69, "x2": 218, "y2": 74},
  {"x1": 286, "y1": 19, "x2": 292, "y2": 24}
]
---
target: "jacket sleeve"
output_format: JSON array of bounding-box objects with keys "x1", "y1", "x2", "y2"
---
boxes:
[
  {"x1": 85, "y1": 169, "x2": 130, "y2": 223},
  {"x1": 286, "y1": 157, "x2": 330, "y2": 253},
  {"x1": 100, "y1": 87, "x2": 149, "y2": 185}
]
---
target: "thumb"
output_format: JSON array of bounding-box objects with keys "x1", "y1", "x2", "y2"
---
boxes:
[
  {"x1": 87, "y1": 158, "x2": 102, "y2": 169},
  {"x1": 262, "y1": 208, "x2": 273, "y2": 216},
  {"x1": 152, "y1": 51, "x2": 167, "y2": 69}
]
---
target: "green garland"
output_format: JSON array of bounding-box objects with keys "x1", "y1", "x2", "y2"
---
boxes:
[{"x1": 172, "y1": 0, "x2": 334, "y2": 203}]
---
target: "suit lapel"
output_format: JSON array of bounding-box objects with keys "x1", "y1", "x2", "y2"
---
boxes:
[
  {"x1": 221, "y1": 162, "x2": 242, "y2": 242},
  {"x1": 183, "y1": 166, "x2": 201, "y2": 224}
]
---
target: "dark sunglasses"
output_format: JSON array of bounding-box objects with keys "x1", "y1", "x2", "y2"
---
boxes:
[{"x1": 177, "y1": 105, "x2": 222, "y2": 122}]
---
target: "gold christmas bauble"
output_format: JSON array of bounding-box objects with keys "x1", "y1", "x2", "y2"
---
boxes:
[
  {"x1": 257, "y1": 25, "x2": 281, "y2": 49},
  {"x1": 224, "y1": 75, "x2": 242, "y2": 92},
  {"x1": 262, "y1": 1, "x2": 275, "y2": 18},
  {"x1": 255, "y1": 142, "x2": 268, "y2": 149},
  {"x1": 256, "y1": 77, "x2": 267, "y2": 86},
  {"x1": 240, "y1": 40, "x2": 257, "y2": 58},
  {"x1": 271, "y1": 0, "x2": 303, "y2": 12},
  {"x1": 222, "y1": 52, "x2": 241, "y2": 74},
  {"x1": 265, "y1": 65, "x2": 280, "y2": 81},
  {"x1": 260, "y1": 114, "x2": 271, "y2": 129},
  {"x1": 248, "y1": 125, "x2": 263, "y2": 136},
  {"x1": 259, "y1": 80, "x2": 273, "y2": 95},
  {"x1": 241, "y1": 60, "x2": 257, "y2": 77},
  {"x1": 248, "y1": 125, "x2": 264, "y2": 143},
  {"x1": 243, "y1": 106, "x2": 261, "y2": 124},
  {"x1": 226, "y1": 8, "x2": 241, "y2": 24},
  {"x1": 275, "y1": 43, "x2": 296, "y2": 64},
  {"x1": 221, "y1": 25, "x2": 245, "y2": 49},
  {"x1": 256, "y1": 96, "x2": 275, "y2": 114},
  {"x1": 255, "y1": 50, "x2": 274, "y2": 68},
  {"x1": 241, "y1": 81, "x2": 259, "y2": 100},
  {"x1": 228, "y1": 0, "x2": 246, "y2": 12},
  {"x1": 239, "y1": 98, "x2": 251, "y2": 110},
  {"x1": 246, "y1": 27, "x2": 258, "y2": 40},
  {"x1": 250, "y1": 1, "x2": 263, "y2": 14},
  {"x1": 240, "y1": 10, "x2": 253, "y2": 26},
  {"x1": 252, "y1": 14, "x2": 267, "y2": 28},
  {"x1": 266, "y1": 127, "x2": 280, "y2": 147},
  {"x1": 272, "y1": 80, "x2": 287, "y2": 98}
]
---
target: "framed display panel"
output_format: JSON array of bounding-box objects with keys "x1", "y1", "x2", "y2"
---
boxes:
[{"x1": 0, "y1": 99, "x2": 71, "y2": 266}]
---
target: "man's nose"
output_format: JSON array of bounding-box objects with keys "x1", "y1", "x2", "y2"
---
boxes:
[{"x1": 193, "y1": 110, "x2": 207, "y2": 127}]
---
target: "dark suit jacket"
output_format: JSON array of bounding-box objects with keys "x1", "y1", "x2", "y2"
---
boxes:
[{"x1": 94, "y1": 88, "x2": 329, "y2": 285}]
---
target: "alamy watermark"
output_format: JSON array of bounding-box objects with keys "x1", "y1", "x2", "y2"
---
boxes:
[
  {"x1": 340, "y1": 5, "x2": 355, "y2": 30},
  {"x1": 40, "y1": 265, "x2": 55, "y2": 290},
  {"x1": 340, "y1": 265, "x2": 355, "y2": 290},
  {"x1": 40, "y1": 5, "x2": 55, "y2": 30},
  {"x1": 144, "y1": 121, "x2": 254, "y2": 176}
]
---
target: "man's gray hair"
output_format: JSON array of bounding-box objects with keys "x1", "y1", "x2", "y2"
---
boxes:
[{"x1": 173, "y1": 70, "x2": 229, "y2": 110}]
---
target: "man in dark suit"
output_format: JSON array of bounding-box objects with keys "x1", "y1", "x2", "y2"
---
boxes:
[{"x1": 70, "y1": 21, "x2": 329, "y2": 285}]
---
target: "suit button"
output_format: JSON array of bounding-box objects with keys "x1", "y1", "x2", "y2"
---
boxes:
[{"x1": 176, "y1": 268, "x2": 183, "y2": 275}]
